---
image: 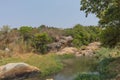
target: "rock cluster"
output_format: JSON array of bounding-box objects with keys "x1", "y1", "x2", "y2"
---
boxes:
[
  {"x1": 47, "y1": 36, "x2": 73, "y2": 52},
  {"x1": 76, "y1": 42, "x2": 101, "y2": 56},
  {"x1": 56, "y1": 42, "x2": 101, "y2": 57}
]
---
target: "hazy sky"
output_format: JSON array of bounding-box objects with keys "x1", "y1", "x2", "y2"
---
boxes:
[{"x1": 0, "y1": 0, "x2": 99, "y2": 28}]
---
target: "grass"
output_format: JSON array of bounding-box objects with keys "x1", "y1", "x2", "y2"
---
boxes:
[
  {"x1": 57, "y1": 54, "x2": 75, "y2": 59},
  {"x1": 74, "y1": 73, "x2": 101, "y2": 80},
  {"x1": 0, "y1": 53, "x2": 63, "y2": 77}
]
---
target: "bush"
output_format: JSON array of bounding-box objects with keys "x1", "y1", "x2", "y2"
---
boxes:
[
  {"x1": 100, "y1": 26, "x2": 120, "y2": 47},
  {"x1": 32, "y1": 33, "x2": 52, "y2": 54},
  {"x1": 65, "y1": 24, "x2": 101, "y2": 47},
  {"x1": 97, "y1": 58, "x2": 117, "y2": 79},
  {"x1": 74, "y1": 73, "x2": 101, "y2": 80},
  {"x1": 19, "y1": 26, "x2": 33, "y2": 41},
  {"x1": 38, "y1": 25, "x2": 65, "y2": 41},
  {"x1": 95, "y1": 47, "x2": 111, "y2": 59}
]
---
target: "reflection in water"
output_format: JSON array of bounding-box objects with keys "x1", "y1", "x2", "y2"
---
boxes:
[
  {"x1": 28, "y1": 56, "x2": 98, "y2": 80},
  {"x1": 44, "y1": 56, "x2": 98, "y2": 80}
]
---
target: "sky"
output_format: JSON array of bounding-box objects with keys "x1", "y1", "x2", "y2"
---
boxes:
[{"x1": 0, "y1": 0, "x2": 99, "y2": 28}]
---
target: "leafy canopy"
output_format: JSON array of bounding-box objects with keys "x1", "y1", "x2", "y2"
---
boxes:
[
  {"x1": 65, "y1": 24, "x2": 100, "y2": 47},
  {"x1": 19, "y1": 26, "x2": 33, "y2": 41},
  {"x1": 80, "y1": 0, "x2": 120, "y2": 47},
  {"x1": 80, "y1": 0, "x2": 120, "y2": 27}
]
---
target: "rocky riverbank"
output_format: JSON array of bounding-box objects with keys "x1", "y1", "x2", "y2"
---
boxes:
[{"x1": 0, "y1": 63, "x2": 40, "y2": 80}]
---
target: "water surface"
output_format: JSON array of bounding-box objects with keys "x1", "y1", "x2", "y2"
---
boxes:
[{"x1": 42, "y1": 56, "x2": 98, "y2": 80}]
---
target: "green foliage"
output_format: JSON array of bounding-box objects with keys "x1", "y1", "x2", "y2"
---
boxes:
[
  {"x1": 75, "y1": 73, "x2": 101, "y2": 80},
  {"x1": 32, "y1": 33, "x2": 52, "y2": 54},
  {"x1": 95, "y1": 47, "x2": 112, "y2": 59},
  {"x1": 75, "y1": 58, "x2": 117, "y2": 80},
  {"x1": 97, "y1": 58, "x2": 117, "y2": 79},
  {"x1": 65, "y1": 24, "x2": 101, "y2": 47},
  {"x1": 100, "y1": 27, "x2": 120, "y2": 47},
  {"x1": 57, "y1": 54, "x2": 75, "y2": 59},
  {"x1": 80, "y1": 0, "x2": 120, "y2": 47},
  {"x1": 95, "y1": 47, "x2": 120, "y2": 60},
  {"x1": 38, "y1": 25, "x2": 47, "y2": 30},
  {"x1": 80, "y1": 0, "x2": 120, "y2": 27},
  {"x1": 38, "y1": 25, "x2": 65, "y2": 41},
  {"x1": 19, "y1": 26, "x2": 33, "y2": 41}
]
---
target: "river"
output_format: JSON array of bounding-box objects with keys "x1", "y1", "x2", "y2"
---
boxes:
[{"x1": 28, "y1": 56, "x2": 98, "y2": 80}]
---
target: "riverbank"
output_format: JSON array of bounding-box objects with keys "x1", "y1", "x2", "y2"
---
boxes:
[
  {"x1": 74, "y1": 47, "x2": 120, "y2": 80},
  {"x1": 0, "y1": 53, "x2": 63, "y2": 78},
  {"x1": 0, "y1": 41, "x2": 101, "y2": 80},
  {"x1": 0, "y1": 44, "x2": 120, "y2": 80},
  {"x1": 40, "y1": 56, "x2": 98, "y2": 80},
  {"x1": 0, "y1": 52, "x2": 99, "y2": 80}
]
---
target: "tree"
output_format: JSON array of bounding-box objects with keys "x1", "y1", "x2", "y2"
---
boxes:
[
  {"x1": 32, "y1": 33, "x2": 52, "y2": 54},
  {"x1": 65, "y1": 24, "x2": 100, "y2": 47},
  {"x1": 80, "y1": 0, "x2": 120, "y2": 27},
  {"x1": 38, "y1": 25, "x2": 47, "y2": 30},
  {"x1": 19, "y1": 26, "x2": 33, "y2": 41},
  {"x1": 100, "y1": 26, "x2": 120, "y2": 47},
  {"x1": 80, "y1": 0, "x2": 120, "y2": 47}
]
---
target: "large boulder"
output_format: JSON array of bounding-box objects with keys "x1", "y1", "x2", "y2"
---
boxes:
[
  {"x1": 59, "y1": 36, "x2": 73, "y2": 47},
  {"x1": 47, "y1": 42, "x2": 62, "y2": 52},
  {"x1": 0, "y1": 63, "x2": 40, "y2": 80}
]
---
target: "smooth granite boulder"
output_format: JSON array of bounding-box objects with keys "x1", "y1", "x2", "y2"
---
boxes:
[{"x1": 0, "y1": 62, "x2": 40, "y2": 80}]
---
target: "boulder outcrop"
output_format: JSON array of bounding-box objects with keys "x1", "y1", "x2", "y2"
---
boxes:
[
  {"x1": 0, "y1": 62, "x2": 40, "y2": 80},
  {"x1": 56, "y1": 42, "x2": 101, "y2": 57},
  {"x1": 47, "y1": 36, "x2": 73, "y2": 52}
]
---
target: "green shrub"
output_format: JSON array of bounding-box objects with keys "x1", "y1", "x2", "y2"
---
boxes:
[
  {"x1": 74, "y1": 73, "x2": 101, "y2": 80},
  {"x1": 32, "y1": 33, "x2": 52, "y2": 54},
  {"x1": 100, "y1": 26, "x2": 120, "y2": 47},
  {"x1": 97, "y1": 58, "x2": 117, "y2": 79},
  {"x1": 95, "y1": 47, "x2": 120, "y2": 59},
  {"x1": 95, "y1": 47, "x2": 111, "y2": 59},
  {"x1": 65, "y1": 24, "x2": 101, "y2": 47},
  {"x1": 19, "y1": 26, "x2": 33, "y2": 41}
]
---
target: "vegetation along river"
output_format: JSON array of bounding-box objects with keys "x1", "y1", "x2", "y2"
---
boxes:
[{"x1": 29, "y1": 56, "x2": 98, "y2": 80}]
